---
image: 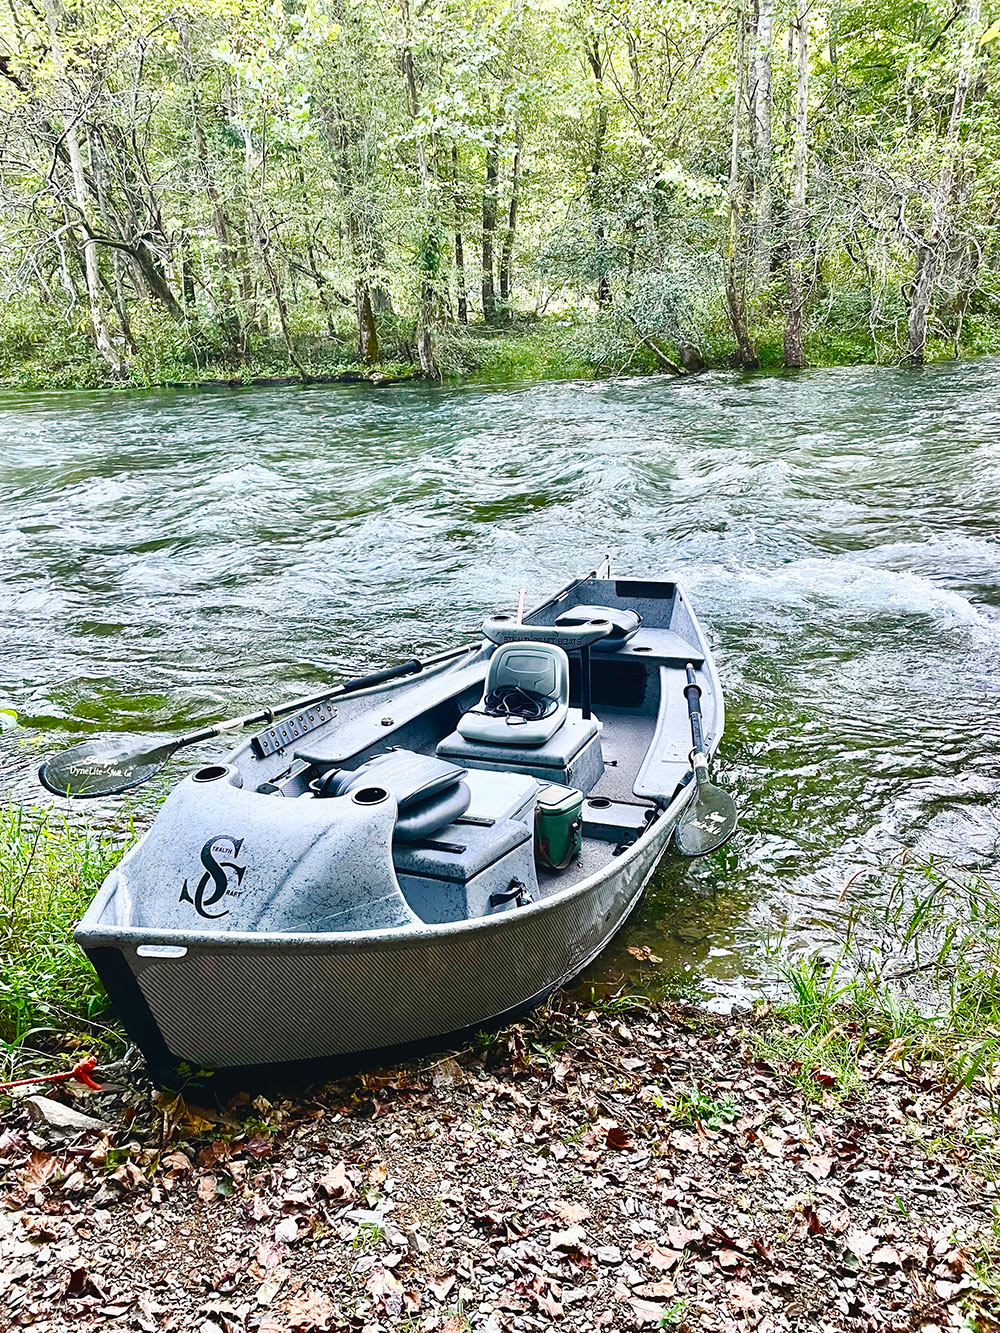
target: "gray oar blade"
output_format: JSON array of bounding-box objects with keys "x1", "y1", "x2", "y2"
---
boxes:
[
  {"x1": 38, "y1": 735, "x2": 178, "y2": 798},
  {"x1": 675, "y1": 780, "x2": 738, "y2": 856}
]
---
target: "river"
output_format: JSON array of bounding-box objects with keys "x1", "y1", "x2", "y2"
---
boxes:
[{"x1": 2, "y1": 362, "x2": 999, "y2": 1005}]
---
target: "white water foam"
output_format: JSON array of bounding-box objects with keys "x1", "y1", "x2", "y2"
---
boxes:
[{"x1": 691, "y1": 554, "x2": 1000, "y2": 639}]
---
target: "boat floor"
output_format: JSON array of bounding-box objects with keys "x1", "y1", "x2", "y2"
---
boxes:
[
  {"x1": 487, "y1": 706, "x2": 659, "y2": 902},
  {"x1": 587, "y1": 709, "x2": 657, "y2": 803}
]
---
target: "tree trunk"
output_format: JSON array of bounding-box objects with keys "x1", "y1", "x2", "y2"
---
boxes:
[
  {"x1": 751, "y1": 0, "x2": 774, "y2": 294},
  {"x1": 783, "y1": 3, "x2": 809, "y2": 369},
  {"x1": 905, "y1": 0, "x2": 982, "y2": 364},
  {"x1": 355, "y1": 281, "x2": 380, "y2": 363},
  {"x1": 175, "y1": 19, "x2": 242, "y2": 351},
  {"x1": 453, "y1": 146, "x2": 468, "y2": 324},
  {"x1": 43, "y1": 0, "x2": 124, "y2": 376},
  {"x1": 726, "y1": 5, "x2": 759, "y2": 369},
  {"x1": 400, "y1": 0, "x2": 437, "y2": 377},
  {"x1": 586, "y1": 42, "x2": 611, "y2": 308},
  {"x1": 482, "y1": 145, "x2": 498, "y2": 324},
  {"x1": 255, "y1": 217, "x2": 309, "y2": 381},
  {"x1": 498, "y1": 129, "x2": 521, "y2": 315}
]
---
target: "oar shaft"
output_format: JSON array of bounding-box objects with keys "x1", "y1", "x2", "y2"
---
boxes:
[
  {"x1": 683, "y1": 664, "x2": 705, "y2": 755},
  {"x1": 174, "y1": 644, "x2": 475, "y2": 749}
]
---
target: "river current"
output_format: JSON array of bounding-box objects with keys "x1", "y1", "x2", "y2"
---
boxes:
[{"x1": 2, "y1": 362, "x2": 999, "y2": 1002}]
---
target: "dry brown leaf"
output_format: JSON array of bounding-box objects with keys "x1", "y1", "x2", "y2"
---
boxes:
[
  {"x1": 648, "y1": 1245, "x2": 685, "y2": 1271},
  {"x1": 316, "y1": 1161, "x2": 355, "y2": 1202},
  {"x1": 665, "y1": 1224, "x2": 704, "y2": 1249},
  {"x1": 426, "y1": 1273, "x2": 456, "y2": 1301},
  {"x1": 553, "y1": 1201, "x2": 591, "y2": 1225},
  {"x1": 634, "y1": 1280, "x2": 676, "y2": 1299},
  {"x1": 870, "y1": 1245, "x2": 901, "y2": 1267},
  {"x1": 18, "y1": 1150, "x2": 61, "y2": 1192},
  {"x1": 197, "y1": 1173, "x2": 218, "y2": 1203},
  {"x1": 802, "y1": 1154, "x2": 834, "y2": 1181},
  {"x1": 286, "y1": 1287, "x2": 334, "y2": 1332},
  {"x1": 629, "y1": 1297, "x2": 667, "y2": 1325},
  {"x1": 727, "y1": 1281, "x2": 764, "y2": 1313},
  {"x1": 366, "y1": 1266, "x2": 403, "y2": 1317},
  {"x1": 845, "y1": 1230, "x2": 879, "y2": 1259},
  {"x1": 256, "y1": 1265, "x2": 290, "y2": 1307}
]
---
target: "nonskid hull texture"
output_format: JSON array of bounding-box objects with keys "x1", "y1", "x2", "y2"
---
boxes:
[{"x1": 78, "y1": 803, "x2": 682, "y2": 1080}]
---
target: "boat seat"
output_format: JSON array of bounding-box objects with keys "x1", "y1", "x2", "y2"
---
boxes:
[
  {"x1": 316, "y1": 750, "x2": 471, "y2": 843},
  {"x1": 438, "y1": 709, "x2": 603, "y2": 791},
  {"x1": 457, "y1": 642, "x2": 569, "y2": 748},
  {"x1": 463, "y1": 769, "x2": 539, "y2": 824},
  {"x1": 555, "y1": 604, "x2": 641, "y2": 652}
]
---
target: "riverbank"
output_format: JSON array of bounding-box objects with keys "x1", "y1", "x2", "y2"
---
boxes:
[
  {"x1": 4, "y1": 801, "x2": 1000, "y2": 1331},
  {"x1": 3, "y1": 313, "x2": 999, "y2": 392},
  {"x1": 3, "y1": 992, "x2": 999, "y2": 1333}
]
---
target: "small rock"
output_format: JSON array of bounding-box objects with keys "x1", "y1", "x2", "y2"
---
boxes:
[
  {"x1": 596, "y1": 1245, "x2": 623, "y2": 1266},
  {"x1": 25, "y1": 1096, "x2": 110, "y2": 1138}
]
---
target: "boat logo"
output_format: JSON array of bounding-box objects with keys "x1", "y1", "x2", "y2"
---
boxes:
[{"x1": 179, "y1": 835, "x2": 247, "y2": 919}]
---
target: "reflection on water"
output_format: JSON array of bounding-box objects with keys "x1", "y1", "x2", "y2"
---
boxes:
[{"x1": 2, "y1": 362, "x2": 1000, "y2": 1001}]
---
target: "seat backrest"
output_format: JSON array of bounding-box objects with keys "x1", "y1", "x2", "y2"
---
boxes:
[{"x1": 487, "y1": 642, "x2": 569, "y2": 703}]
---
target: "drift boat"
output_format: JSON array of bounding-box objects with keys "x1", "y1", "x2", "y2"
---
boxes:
[{"x1": 69, "y1": 572, "x2": 728, "y2": 1080}]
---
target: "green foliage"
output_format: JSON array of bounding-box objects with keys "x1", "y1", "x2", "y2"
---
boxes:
[
  {"x1": 0, "y1": 805, "x2": 125, "y2": 1056},
  {"x1": 0, "y1": 0, "x2": 996, "y2": 388},
  {"x1": 670, "y1": 1084, "x2": 738, "y2": 1131},
  {"x1": 758, "y1": 856, "x2": 1000, "y2": 1111}
]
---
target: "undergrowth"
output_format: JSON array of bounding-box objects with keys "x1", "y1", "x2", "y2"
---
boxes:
[
  {"x1": 0, "y1": 804, "x2": 127, "y2": 1067},
  {"x1": 757, "y1": 854, "x2": 1000, "y2": 1122}
]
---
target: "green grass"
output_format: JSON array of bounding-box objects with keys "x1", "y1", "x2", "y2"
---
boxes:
[
  {"x1": 757, "y1": 856, "x2": 1000, "y2": 1120},
  {"x1": 670, "y1": 1084, "x2": 738, "y2": 1130},
  {"x1": 0, "y1": 804, "x2": 126, "y2": 1062}
]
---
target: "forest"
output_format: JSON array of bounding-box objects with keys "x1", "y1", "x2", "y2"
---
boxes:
[{"x1": 0, "y1": 0, "x2": 998, "y2": 387}]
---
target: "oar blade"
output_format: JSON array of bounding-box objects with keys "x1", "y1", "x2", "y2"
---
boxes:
[
  {"x1": 675, "y1": 780, "x2": 738, "y2": 857},
  {"x1": 38, "y1": 735, "x2": 177, "y2": 798}
]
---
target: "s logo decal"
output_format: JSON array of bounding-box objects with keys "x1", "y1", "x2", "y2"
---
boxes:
[{"x1": 180, "y1": 835, "x2": 247, "y2": 919}]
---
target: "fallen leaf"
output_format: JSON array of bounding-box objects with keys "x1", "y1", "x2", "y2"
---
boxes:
[
  {"x1": 666, "y1": 1224, "x2": 703, "y2": 1249},
  {"x1": 549, "y1": 1224, "x2": 586, "y2": 1251},
  {"x1": 727, "y1": 1282, "x2": 764, "y2": 1314},
  {"x1": 845, "y1": 1230, "x2": 879, "y2": 1259},
  {"x1": 648, "y1": 1245, "x2": 685, "y2": 1271},
  {"x1": 286, "y1": 1286, "x2": 333, "y2": 1331},
  {"x1": 553, "y1": 1201, "x2": 591, "y2": 1225},
  {"x1": 870, "y1": 1245, "x2": 901, "y2": 1267},
  {"x1": 634, "y1": 1280, "x2": 675, "y2": 1299},
  {"x1": 605, "y1": 1125, "x2": 633, "y2": 1150},
  {"x1": 426, "y1": 1273, "x2": 456, "y2": 1301},
  {"x1": 367, "y1": 1267, "x2": 403, "y2": 1317},
  {"x1": 256, "y1": 1266, "x2": 289, "y2": 1307},
  {"x1": 316, "y1": 1161, "x2": 355, "y2": 1202},
  {"x1": 18, "y1": 1151, "x2": 61, "y2": 1192},
  {"x1": 803, "y1": 1154, "x2": 834, "y2": 1181},
  {"x1": 629, "y1": 1297, "x2": 667, "y2": 1325}
]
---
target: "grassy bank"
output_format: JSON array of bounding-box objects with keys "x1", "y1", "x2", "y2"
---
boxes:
[
  {"x1": 0, "y1": 805, "x2": 129, "y2": 1068},
  {"x1": 3, "y1": 302, "x2": 999, "y2": 393}
]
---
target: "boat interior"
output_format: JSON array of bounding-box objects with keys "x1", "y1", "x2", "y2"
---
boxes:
[{"x1": 206, "y1": 577, "x2": 719, "y2": 931}]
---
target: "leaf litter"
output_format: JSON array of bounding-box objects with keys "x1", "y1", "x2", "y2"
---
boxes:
[{"x1": 1, "y1": 995, "x2": 999, "y2": 1332}]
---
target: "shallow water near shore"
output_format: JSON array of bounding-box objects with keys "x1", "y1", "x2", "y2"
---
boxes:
[{"x1": 2, "y1": 361, "x2": 999, "y2": 1005}]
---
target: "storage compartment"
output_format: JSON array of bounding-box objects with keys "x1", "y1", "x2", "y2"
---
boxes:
[
  {"x1": 394, "y1": 817, "x2": 536, "y2": 923},
  {"x1": 581, "y1": 796, "x2": 652, "y2": 848}
]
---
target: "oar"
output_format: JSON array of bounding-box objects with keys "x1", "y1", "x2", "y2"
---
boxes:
[
  {"x1": 675, "y1": 663, "x2": 738, "y2": 856},
  {"x1": 38, "y1": 647, "x2": 471, "y2": 799}
]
